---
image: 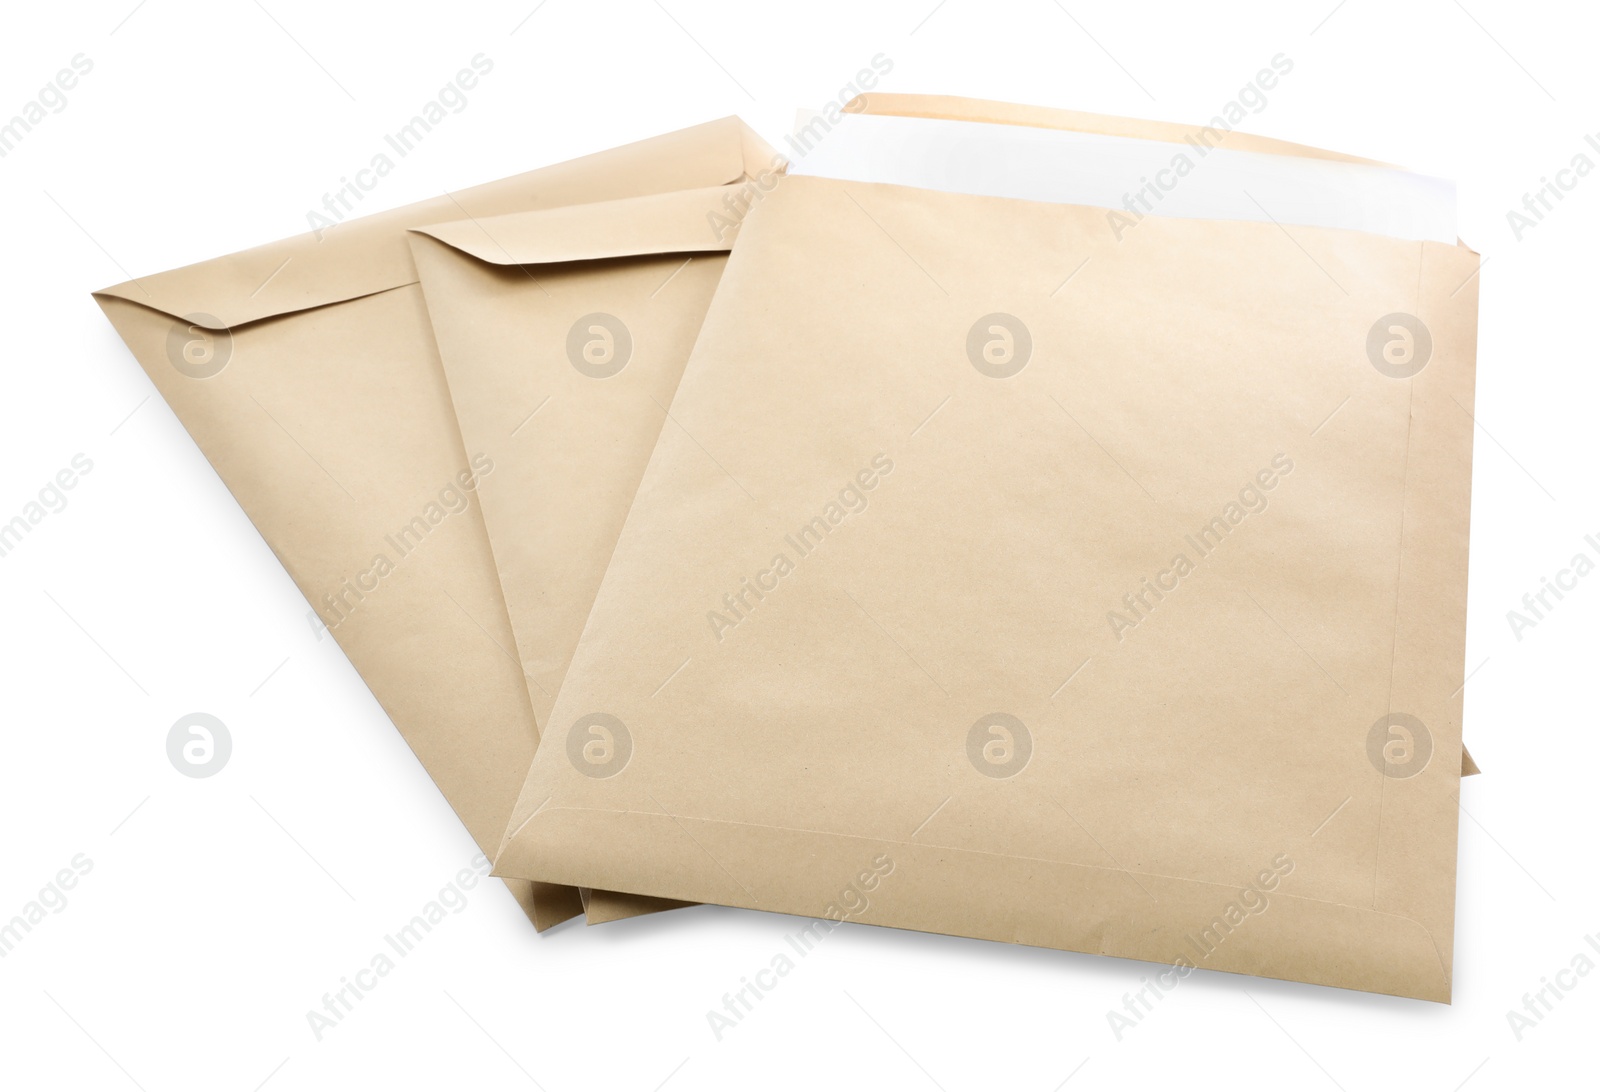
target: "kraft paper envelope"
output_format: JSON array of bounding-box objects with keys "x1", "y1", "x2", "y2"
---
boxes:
[
  {"x1": 408, "y1": 182, "x2": 773, "y2": 922},
  {"x1": 415, "y1": 113, "x2": 1469, "y2": 934},
  {"x1": 834, "y1": 92, "x2": 1481, "y2": 775},
  {"x1": 495, "y1": 103, "x2": 1478, "y2": 1000},
  {"x1": 416, "y1": 121, "x2": 1470, "y2": 931},
  {"x1": 94, "y1": 116, "x2": 774, "y2": 930},
  {"x1": 800, "y1": 97, "x2": 1484, "y2": 765}
]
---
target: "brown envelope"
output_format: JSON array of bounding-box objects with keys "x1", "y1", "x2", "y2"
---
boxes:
[
  {"x1": 495, "y1": 108, "x2": 1478, "y2": 1000},
  {"x1": 407, "y1": 183, "x2": 772, "y2": 922},
  {"x1": 93, "y1": 117, "x2": 772, "y2": 930},
  {"x1": 414, "y1": 128, "x2": 1472, "y2": 933},
  {"x1": 843, "y1": 92, "x2": 1481, "y2": 778}
]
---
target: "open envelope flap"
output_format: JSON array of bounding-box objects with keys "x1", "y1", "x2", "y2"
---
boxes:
[
  {"x1": 92, "y1": 117, "x2": 769, "y2": 331},
  {"x1": 411, "y1": 184, "x2": 754, "y2": 267},
  {"x1": 847, "y1": 92, "x2": 1385, "y2": 166},
  {"x1": 494, "y1": 173, "x2": 1477, "y2": 1000}
]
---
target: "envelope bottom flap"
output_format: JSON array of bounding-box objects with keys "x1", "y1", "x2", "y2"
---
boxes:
[{"x1": 501, "y1": 806, "x2": 1451, "y2": 1001}]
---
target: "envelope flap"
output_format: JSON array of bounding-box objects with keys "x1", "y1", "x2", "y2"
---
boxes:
[
  {"x1": 411, "y1": 184, "x2": 752, "y2": 267},
  {"x1": 847, "y1": 92, "x2": 1383, "y2": 166},
  {"x1": 91, "y1": 116, "x2": 765, "y2": 331}
]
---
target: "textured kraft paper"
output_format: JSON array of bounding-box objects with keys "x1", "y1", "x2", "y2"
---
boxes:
[
  {"x1": 837, "y1": 94, "x2": 1479, "y2": 777},
  {"x1": 419, "y1": 108, "x2": 1467, "y2": 932},
  {"x1": 411, "y1": 114, "x2": 1468, "y2": 931},
  {"x1": 393, "y1": 103, "x2": 1468, "y2": 926},
  {"x1": 93, "y1": 117, "x2": 773, "y2": 930},
  {"x1": 496, "y1": 104, "x2": 1479, "y2": 1000},
  {"x1": 409, "y1": 183, "x2": 773, "y2": 922}
]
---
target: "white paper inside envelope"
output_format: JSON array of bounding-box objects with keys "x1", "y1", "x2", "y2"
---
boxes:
[{"x1": 789, "y1": 112, "x2": 1456, "y2": 243}]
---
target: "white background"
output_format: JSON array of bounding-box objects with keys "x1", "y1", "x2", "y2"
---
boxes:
[{"x1": 1, "y1": 1, "x2": 1595, "y2": 1089}]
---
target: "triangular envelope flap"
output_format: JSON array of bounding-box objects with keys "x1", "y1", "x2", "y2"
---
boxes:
[
  {"x1": 90, "y1": 116, "x2": 757, "y2": 331},
  {"x1": 411, "y1": 184, "x2": 752, "y2": 267},
  {"x1": 847, "y1": 92, "x2": 1385, "y2": 167}
]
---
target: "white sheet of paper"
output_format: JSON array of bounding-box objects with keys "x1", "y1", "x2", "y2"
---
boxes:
[{"x1": 790, "y1": 112, "x2": 1456, "y2": 243}]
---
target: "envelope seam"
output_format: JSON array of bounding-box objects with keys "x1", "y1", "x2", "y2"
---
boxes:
[{"x1": 517, "y1": 803, "x2": 1454, "y2": 935}]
